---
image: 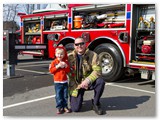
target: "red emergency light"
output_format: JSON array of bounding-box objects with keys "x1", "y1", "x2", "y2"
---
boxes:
[
  {"x1": 3, "y1": 36, "x2": 6, "y2": 40},
  {"x1": 17, "y1": 12, "x2": 26, "y2": 16}
]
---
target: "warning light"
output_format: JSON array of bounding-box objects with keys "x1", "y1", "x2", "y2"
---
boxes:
[
  {"x1": 141, "y1": 66, "x2": 147, "y2": 70},
  {"x1": 3, "y1": 36, "x2": 6, "y2": 40},
  {"x1": 17, "y1": 12, "x2": 26, "y2": 16}
]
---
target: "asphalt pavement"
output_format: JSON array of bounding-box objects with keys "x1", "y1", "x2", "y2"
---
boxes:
[{"x1": 3, "y1": 55, "x2": 155, "y2": 117}]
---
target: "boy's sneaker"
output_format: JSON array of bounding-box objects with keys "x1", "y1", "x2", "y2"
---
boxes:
[
  {"x1": 56, "y1": 108, "x2": 64, "y2": 114},
  {"x1": 64, "y1": 107, "x2": 71, "y2": 113}
]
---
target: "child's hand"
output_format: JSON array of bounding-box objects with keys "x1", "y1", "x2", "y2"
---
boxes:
[
  {"x1": 59, "y1": 62, "x2": 67, "y2": 68},
  {"x1": 61, "y1": 62, "x2": 67, "y2": 68}
]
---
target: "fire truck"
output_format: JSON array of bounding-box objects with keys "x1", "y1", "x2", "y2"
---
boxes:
[{"x1": 18, "y1": 4, "x2": 155, "y2": 82}]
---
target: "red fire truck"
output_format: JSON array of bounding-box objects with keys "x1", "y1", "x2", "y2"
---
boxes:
[{"x1": 18, "y1": 4, "x2": 155, "y2": 82}]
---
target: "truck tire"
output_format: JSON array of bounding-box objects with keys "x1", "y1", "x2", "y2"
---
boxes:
[{"x1": 94, "y1": 43, "x2": 123, "y2": 82}]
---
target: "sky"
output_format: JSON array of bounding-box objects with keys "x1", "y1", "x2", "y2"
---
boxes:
[{"x1": 3, "y1": 4, "x2": 48, "y2": 27}]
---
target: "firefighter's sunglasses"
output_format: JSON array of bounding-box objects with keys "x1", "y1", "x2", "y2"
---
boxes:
[{"x1": 74, "y1": 42, "x2": 85, "y2": 46}]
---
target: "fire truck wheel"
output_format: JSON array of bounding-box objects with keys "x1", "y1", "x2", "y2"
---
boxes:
[{"x1": 94, "y1": 43, "x2": 123, "y2": 82}]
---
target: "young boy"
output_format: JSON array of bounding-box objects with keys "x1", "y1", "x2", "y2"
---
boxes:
[{"x1": 49, "y1": 46, "x2": 71, "y2": 114}]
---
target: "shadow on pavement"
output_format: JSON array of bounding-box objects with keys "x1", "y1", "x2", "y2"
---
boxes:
[
  {"x1": 80, "y1": 95, "x2": 150, "y2": 114},
  {"x1": 115, "y1": 75, "x2": 155, "y2": 88},
  {"x1": 101, "y1": 96, "x2": 150, "y2": 111},
  {"x1": 138, "y1": 80, "x2": 155, "y2": 88}
]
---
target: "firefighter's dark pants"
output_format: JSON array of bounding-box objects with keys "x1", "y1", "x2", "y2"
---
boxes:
[{"x1": 70, "y1": 77, "x2": 105, "y2": 112}]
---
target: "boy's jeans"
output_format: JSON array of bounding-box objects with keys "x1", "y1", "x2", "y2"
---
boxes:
[{"x1": 54, "y1": 82, "x2": 68, "y2": 109}]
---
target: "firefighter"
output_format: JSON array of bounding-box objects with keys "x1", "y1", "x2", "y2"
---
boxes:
[{"x1": 68, "y1": 37, "x2": 105, "y2": 115}]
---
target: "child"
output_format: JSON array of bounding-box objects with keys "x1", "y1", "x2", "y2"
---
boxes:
[{"x1": 49, "y1": 45, "x2": 71, "y2": 114}]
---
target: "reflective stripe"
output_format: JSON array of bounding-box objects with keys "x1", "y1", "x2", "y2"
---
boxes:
[
  {"x1": 88, "y1": 74, "x2": 96, "y2": 80},
  {"x1": 92, "y1": 66, "x2": 101, "y2": 71},
  {"x1": 70, "y1": 89, "x2": 78, "y2": 97}
]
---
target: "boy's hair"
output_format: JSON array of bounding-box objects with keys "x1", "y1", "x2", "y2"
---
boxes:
[
  {"x1": 55, "y1": 48, "x2": 64, "y2": 54},
  {"x1": 54, "y1": 45, "x2": 68, "y2": 61}
]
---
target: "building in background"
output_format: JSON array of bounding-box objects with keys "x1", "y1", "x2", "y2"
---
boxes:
[
  {"x1": 32, "y1": 4, "x2": 67, "y2": 13},
  {"x1": 3, "y1": 21, "x2": 19, "y2": 33}
]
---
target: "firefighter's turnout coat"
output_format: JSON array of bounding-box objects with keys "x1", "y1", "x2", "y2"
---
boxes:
[{"x1": 68, "y1": 49, "x2": 102, "y2": 97}]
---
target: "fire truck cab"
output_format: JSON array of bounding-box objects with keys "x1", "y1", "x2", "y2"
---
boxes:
[{"x1": 18, "y1": 4, "x2": 155, "y2": 82}]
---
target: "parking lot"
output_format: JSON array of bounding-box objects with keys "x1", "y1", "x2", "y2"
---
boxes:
[{"x1": 3, "y1": 55, "x2": 155, "y2": 116}]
